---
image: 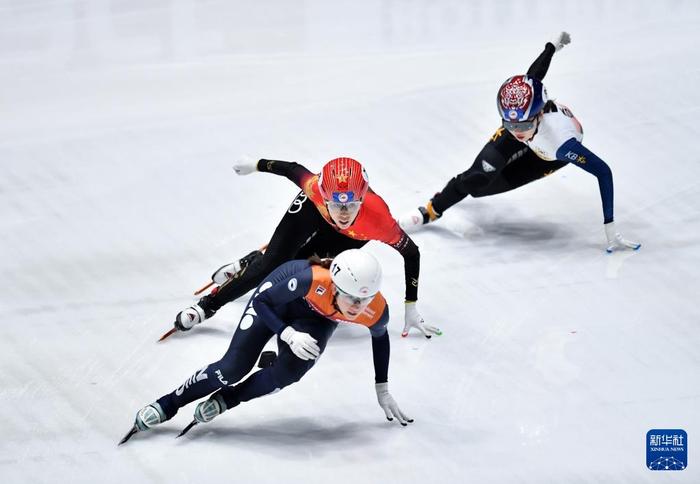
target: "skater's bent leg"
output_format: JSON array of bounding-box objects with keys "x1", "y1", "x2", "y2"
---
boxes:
[
  {"x1": 156, "y1": 306, "x2": 275, "y2": 419},
  {"x1": 430, "y1": 140, "x2": 511, "y2": 215},
  {"x1": 216, "y1": 318, "x2": 337, "y2": 410},
  {"x1": 501, "y1": 155, "x2": 568, "y2": 189},
  {"x1": 205, "y1": 192, "x2": 321, "y2": 312}
]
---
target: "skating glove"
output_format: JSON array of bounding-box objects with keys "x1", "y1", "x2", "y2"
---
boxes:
[
  {"x1": 280, "y1": 327, "x2": 320, "y2": 361},
  {"x1": 375, "y1": 383, "x2": 413, "y2": 426},
  {"x1": 402, "y1": 301, "x2": 441, "y2": 338},
  {"x1": 233, "y1": 158, "x2": 258, "y2": 176},
  {"x1": 551, "y1": 31, "x2": 571, "y2": 52},
  {"x1": 604, "y1": 222, "x2": 641, "y2": 253}
]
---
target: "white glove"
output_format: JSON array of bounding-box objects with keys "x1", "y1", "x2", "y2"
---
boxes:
[
  {"x1": 280, "y1": 327, "x2": 320, "y2": 361},
  {"x1": 604, "y1": 221, "x2": 641, "y2": 253},
  {"x1": 232, "y1": 157, "x2": 258, "y2": 176},
  {"x1": 551, "y1": 31, "x2": 571, "y2": 52},
  {"x1": 402, "y1": 302, "x2": 441, "y2": 338},
  {"x1": 375, "y1": 383, "x2": 413, "y2": 426}
]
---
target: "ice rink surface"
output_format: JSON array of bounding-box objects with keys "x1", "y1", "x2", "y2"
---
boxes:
[{"x1": 2, "y1": 1, "x2": 700, "y2": 482}]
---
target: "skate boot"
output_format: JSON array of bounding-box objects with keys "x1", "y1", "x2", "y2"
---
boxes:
[
  {"x1": 118, "y1": 402, "x2": 166, "y2": 445},
  {"x1": 194, "y1": 393, "x2": 227, "y2": 424},
  {"x1": 135, "y1": 403, "x2": 166, "y2": 431},
  {"x1": 398, "y1": 201, "x2": 441, "y2": 232},
  {"x1": 174, "y1": 294, "x2": 217, "y2": 332},
  {"x1": 176, "y1": 393, "x2": 228, "y2": 438},
  {"x1": 211, "y1": 249, "x2": 264, "y2": 284}
]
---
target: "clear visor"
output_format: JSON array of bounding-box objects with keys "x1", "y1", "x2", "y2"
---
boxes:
[
  {"x1": 326, "y1": 200, "x2": 362, "y2": 222},
  {"x1": 336, "y1": 286, "x2": 374, "y2": 307},
  {"x1": 503, "y1": 117, "x2": 537, "y2": 133}
]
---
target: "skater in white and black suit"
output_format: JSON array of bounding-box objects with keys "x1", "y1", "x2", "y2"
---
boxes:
[{"x1": 400, "y1": 32, "x2": 640, "y2": 253}]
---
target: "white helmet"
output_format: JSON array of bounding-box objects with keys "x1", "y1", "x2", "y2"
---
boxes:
[{"x1": 330, "y1": 249, "x2": 382, "y2": 298}]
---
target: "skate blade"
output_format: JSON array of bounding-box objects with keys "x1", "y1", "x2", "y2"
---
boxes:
[
  {"x1": 193, "y1": 281, "x2": 215, "y2": 296},
  {"x1": 118, "y1": 425, "x2": 139, "y2": 446},
  {"x1": 177, "y1": 420, "x2": 198, "y2": 438},
  {"x1": 157, "y1": 327, "x2": 178, "y2": 342}
]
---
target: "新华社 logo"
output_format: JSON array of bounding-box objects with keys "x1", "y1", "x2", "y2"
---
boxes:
[{"x1": 647, "y1": 429, "x2": 687, "y2": 471}]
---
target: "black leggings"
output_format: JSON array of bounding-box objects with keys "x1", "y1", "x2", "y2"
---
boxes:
[
  {"x1": 431, "y1": 128, "x2": 568, "y2": 215},
  {"x1": 207, "y1": 191, "x2": 365, "y2": 312}
]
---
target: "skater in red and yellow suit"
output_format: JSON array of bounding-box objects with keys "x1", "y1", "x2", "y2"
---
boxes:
[{"x1": 173, "y1": 157, "x2": 440, "y2": 339}]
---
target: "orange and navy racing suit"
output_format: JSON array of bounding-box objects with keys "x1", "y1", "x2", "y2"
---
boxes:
[{"x1": 157, "y1": 259, "x2": 390, "y2": 419}]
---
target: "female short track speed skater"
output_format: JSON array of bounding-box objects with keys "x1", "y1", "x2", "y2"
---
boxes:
[
  {"x1": 399, "y1": 32, "x2": 640, "y2": 253},
  {"x1": 172, "y1": 156, "x2": 440, "y2": 339},
  {"x1": 120, "y1": 250, "x2": 412, "y2": 444}
]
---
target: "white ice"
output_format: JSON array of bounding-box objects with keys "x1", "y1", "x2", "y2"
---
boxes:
[{"x1": 1, "y1": 1, "x2": 699, "y2": 483}]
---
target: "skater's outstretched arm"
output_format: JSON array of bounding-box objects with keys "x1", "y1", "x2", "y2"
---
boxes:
[
  {"x1": 368, "y1": 307, "x2": 412, "y2": 426},
  {"x1": 368, "y1": 307, "x2": 390, "y2": 384},
  {"x1": 232, "y1": 157, "x2": 314, "y2": 189},
  {"x1": 555, "y1": 138, "x2": 640, "y2": 252},
  {"x1": 257, "y1": 159, "x2": 315, "y2": 188},
  {"x1": 556, "y1": 138, "x2": 614, "y2": 224},
  {"x1": 527, "y1": 31, "x2": 570, "y2": 81}
]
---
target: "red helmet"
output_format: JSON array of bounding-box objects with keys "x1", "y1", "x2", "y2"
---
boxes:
[{"x1": 318, "y1": 157, "x2": 369, "y2": 203}]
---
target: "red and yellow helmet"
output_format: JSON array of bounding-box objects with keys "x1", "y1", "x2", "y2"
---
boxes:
[{"x1": 318, "y1": 157, "x2": 369, "y2": 203}]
